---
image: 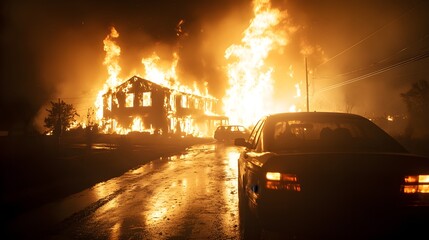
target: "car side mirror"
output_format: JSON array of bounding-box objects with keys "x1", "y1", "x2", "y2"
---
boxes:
[{"x1": 234, "y1": 138, "x2": 251, "y2": 148}]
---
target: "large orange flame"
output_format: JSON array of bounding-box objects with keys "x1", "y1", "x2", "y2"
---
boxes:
[
  {"x1": 222, "y1": 0, "x2": 299, "y2": 127},
  {"x1": 94, "y1": 27, "x2": 216, "y2": 136},
  {"x1": 95, "y1": 27, "x2": 122, "y2": 122},
  {"x1": 93, "y1": 1, "x2": 306, "y2": 135}
]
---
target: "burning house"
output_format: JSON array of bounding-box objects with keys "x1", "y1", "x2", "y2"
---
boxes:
[{"x1": 100, "y1": 75, "x2": 228, "y2": 137}]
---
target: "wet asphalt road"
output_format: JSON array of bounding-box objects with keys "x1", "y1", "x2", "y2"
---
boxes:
[{"x1": 9, "y1": 142, "x2": 244, "y2": 239}]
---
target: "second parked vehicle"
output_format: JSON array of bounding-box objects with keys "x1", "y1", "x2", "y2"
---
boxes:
[{"x1": 214, "y1": 125, "x2": 250, "y2": 142}]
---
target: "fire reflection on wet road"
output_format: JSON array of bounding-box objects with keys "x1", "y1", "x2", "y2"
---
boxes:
[{"x1": 46, "y1": 142, "x2": 242, "y2": 239}]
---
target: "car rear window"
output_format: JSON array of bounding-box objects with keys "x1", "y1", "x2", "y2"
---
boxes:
[{"x1": 267, "y1": 117, "x2": 406, "y2": 153}]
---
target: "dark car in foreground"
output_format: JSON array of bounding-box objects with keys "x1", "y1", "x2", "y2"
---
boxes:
[
  {"x1": 235, "y1": 112, "x2": 429, "y2": 239},
  {"x1": 214, "y1": 125, "x2": 250, "y2": 142}
]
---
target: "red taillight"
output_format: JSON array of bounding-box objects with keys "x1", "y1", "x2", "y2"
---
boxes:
[
  {"x1": 266, "y1": 172, "x2": 301, "y2": 191},
  {"x1": 401, "y1": 175, "x2": 429, "y2": 193}
]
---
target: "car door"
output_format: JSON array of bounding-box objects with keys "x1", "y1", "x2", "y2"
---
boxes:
[{"x1": 240, "y1": 118, "x2": 265, "y2": 206}]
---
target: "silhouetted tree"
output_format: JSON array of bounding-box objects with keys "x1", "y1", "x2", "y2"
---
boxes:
[
  {"x1": 401, "y1": 79, "x2": 429, "y2": 138},
  {"x1": 44, "y1": 99, "x2": 79, "y2": 136}
]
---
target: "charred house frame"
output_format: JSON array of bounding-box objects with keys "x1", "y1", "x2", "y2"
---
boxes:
[{"x1": 101, "y1": 76, "x2": 227, "y2": 136}]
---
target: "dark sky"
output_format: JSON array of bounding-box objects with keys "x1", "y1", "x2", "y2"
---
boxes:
[{"x1": 2, "y1": 0, "x2": 429, "y2": 131}]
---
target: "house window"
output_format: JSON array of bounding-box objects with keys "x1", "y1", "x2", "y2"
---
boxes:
[
  {"x1": 194, "y1": 98, "x2": 199, "y2": 109},
  {"x1": 125, "y1": 93, "x2": 134, "y2": 108},
  {"x1": 170, "y1": 94, "x2": 176, "y2": 111},
  {"x1": 142, "y1": 92, "x2": 152, "y2": 107},
  {"x1": 181, "y1": 95, "x2": 188, "y2": 108},
  {"x1": 113, "y1": 95, "x2": 119, "y2": 108}
]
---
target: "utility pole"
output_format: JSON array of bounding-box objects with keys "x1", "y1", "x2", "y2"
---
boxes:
[{"x1": 305, "y1": 57, "x2": 309, "y2": 112}]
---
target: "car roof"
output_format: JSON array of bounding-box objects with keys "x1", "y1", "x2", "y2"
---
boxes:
[
  {"x1": 265, "y1": 111, "x2": 366, "y2": 120},
  {"x1": 217, "y1": 124, "x2": 246, "y2": 127}
]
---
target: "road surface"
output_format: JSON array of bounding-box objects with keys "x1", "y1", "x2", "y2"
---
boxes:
[{"x1": 8, "y1": 142, "x2": 247, "y2": 239}]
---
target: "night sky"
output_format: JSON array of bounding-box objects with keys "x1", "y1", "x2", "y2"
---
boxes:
[{"x1": 2, "y1": 0, "x2": 429, "y2": 132}]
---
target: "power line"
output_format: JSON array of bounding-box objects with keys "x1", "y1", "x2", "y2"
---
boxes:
[
  {"x1": 316, "y1": 50, "x2": 429, "y2": 93},
  {"x1": 314, "y1": 2, "x2": 420, "y2": 70},
  {"x1": 315, "y1": 33, "x2": 429, "y2": 81}
]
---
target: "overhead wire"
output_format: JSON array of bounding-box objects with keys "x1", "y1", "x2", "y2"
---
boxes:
[
  {"x1": 313, "y1": 1, "x2": 429, "y2": 93},
  {"x1": 313, "y1": 1, "x2": 420, "y2": 70},
  {"x1": 314, "y1": 33, "x2": 429, "y2": 81},
  {"x1": 316, "y1": 50, "x2": 429, "y2": 93}
]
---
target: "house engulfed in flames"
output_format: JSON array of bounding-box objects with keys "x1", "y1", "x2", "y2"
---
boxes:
[{"x1": 100, "y1": 75, "x2": 228, "y2": 137}]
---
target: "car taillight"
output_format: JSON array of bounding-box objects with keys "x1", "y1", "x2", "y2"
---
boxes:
[
  {"x1": 401, "y1": 175, "x2": 429, "y2": 193},
  {"x1": 266, "y1": 172, "x2": 301, "y2": 191}
]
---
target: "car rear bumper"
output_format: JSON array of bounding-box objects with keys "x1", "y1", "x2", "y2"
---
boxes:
[{"x1": 255, "y1": 194, "x2": 429, "y2": 238}]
